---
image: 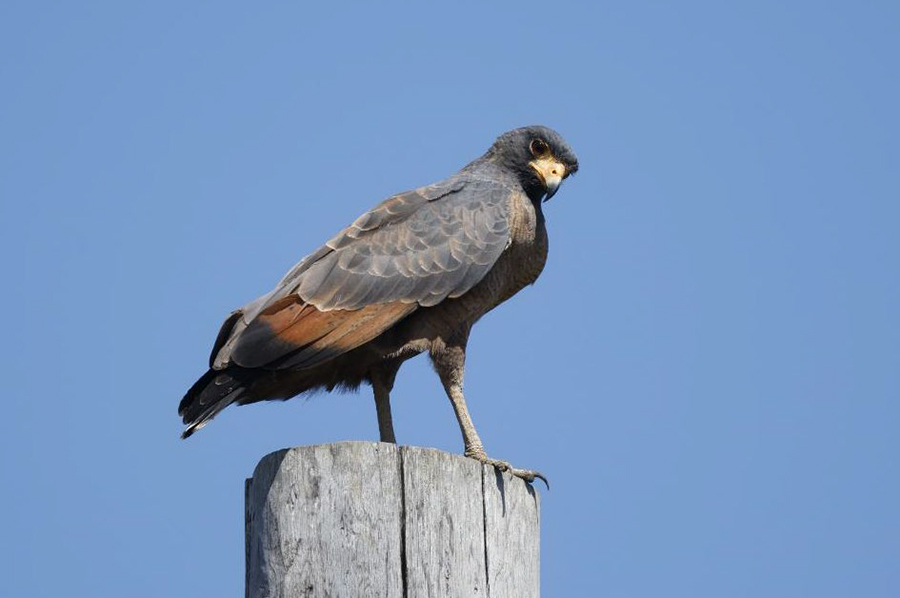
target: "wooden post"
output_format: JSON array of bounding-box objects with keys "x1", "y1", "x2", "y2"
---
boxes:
[{"x1": 245, "y1": 442, "x2": 541, "y2": 598}]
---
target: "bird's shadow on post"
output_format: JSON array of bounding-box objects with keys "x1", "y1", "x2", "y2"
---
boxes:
[
  {"x1": 493, "y1": 469, "x2": 507, "y2": 516},
  {"x1": 491, "y1": 468, "x2": 538, "y2": 518}
]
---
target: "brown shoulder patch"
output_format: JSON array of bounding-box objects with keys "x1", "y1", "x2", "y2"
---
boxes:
[
  {"x1": 277, "y1": 301, "x2": 416, "y2": 369},
  {"x1": 229, "y1": 297, "x2": 416, "y2": 369}
]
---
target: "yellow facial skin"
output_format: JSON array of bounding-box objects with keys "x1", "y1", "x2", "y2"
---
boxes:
[{"x1": 529, "y1": 155, "x2": 567, "y2": 198}]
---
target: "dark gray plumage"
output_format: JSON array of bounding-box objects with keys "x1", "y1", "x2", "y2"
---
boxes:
[{"x1": 180, "y1": 125, "x2": 579, "y2": 483}]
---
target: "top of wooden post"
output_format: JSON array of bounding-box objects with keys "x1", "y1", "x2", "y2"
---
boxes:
[{"x1": 245, "y1": 442, "x2": 541, "y2": 598}]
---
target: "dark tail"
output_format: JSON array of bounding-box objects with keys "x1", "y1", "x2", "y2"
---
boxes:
[{"x1": 179, "y1": 369, "x2": 250, "y2": 439}]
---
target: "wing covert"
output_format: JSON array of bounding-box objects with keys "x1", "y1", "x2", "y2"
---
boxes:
[
  {"x1": 212, "y1": 174, "x2": 514, "y2": 369},
  {"x1": 294, "y1": 176, "x2": 512, "y2": 310}
]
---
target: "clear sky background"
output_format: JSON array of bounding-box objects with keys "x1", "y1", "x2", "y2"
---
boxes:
[{"x1": 1, "y1": 2, "x2": 897, "y2": 597}]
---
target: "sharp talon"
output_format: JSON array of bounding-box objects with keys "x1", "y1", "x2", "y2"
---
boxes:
[
  {"x1": 510, "y1": 468, "x2": 550, "y2": 489},
  {"x1": 464, "y1": 452, "x2": 548, "y2": 489}
]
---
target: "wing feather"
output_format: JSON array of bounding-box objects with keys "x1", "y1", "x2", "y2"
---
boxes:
[
  {"x1": 275, "y1": 302, "x2": 416, "y2": 369},
  {"x1": 212, "y1": 173, "x2": 514, "y2": 370}
]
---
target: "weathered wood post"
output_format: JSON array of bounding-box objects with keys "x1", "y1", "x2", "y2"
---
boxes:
[{"x1": 245, "y1": 442, "x2": 540, "y2": 598}]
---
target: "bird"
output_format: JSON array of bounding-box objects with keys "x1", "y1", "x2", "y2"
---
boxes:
[{"x1": 179, "y1": 125, "x2": 578, "y2": 483}]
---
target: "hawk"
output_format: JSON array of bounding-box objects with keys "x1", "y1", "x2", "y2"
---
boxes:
[{"x1": 180, "y1": 125, "x2": 578, "y2": 483}]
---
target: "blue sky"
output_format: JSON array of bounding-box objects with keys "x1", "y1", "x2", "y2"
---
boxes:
[{"x1": 1, "y1": 2, "x2": 897, "y2": 596}]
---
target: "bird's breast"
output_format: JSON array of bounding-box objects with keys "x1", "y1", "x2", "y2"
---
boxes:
[
  {"x1": 374, "y1": 192, "x2": 548, "y2": 350},
  {"x1": 497, "y1": 193, "x2": 549, "y2": 298},
  {"x1": 460, "y1": 193, "x2": 548, "y2": 316}
]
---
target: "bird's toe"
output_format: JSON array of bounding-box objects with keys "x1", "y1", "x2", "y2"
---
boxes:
[
  {"x1": 508, "y1": 467, "x2": 550, "y2": 489},
  {"x1": 465, "y1": 452, "x2": 549, "y2": 489}
]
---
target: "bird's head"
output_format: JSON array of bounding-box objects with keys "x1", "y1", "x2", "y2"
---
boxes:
[{"x1": 486, "y1": 125, "x2": 579, "y2": 202}]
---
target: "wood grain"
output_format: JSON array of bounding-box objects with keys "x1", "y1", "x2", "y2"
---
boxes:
[
  {"x1": 482, "y1": 466, "x2": 541, "y2": 598},
  {"x1": 245, "y1": 443, "x2": 541, "y2": 597},
  {"x1": 245, "y1": 442, "x2": 403, "y2": 598},
  {"x1": 401, "y1": 446, "x2": 488, "y2": 597}
]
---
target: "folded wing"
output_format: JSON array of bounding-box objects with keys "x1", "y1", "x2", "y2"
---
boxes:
[{"x1": 212, "y1": 175, "x2": 513, "y2": 371}]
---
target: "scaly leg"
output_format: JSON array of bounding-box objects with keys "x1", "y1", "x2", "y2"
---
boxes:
[
  {"x1": 370, "y1": 365, "x2": 399, "y2": 444},
  {"x1": 430, "y1": 338, "x2": 548, "y2": 487}
]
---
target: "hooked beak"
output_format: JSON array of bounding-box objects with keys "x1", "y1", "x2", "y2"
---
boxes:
[
  {"x1": 529, "y1": 156, "x2": 566, "y2": 202},
  {"x1": 544, "y1": 177, "x2": 561, "y2": 201}
]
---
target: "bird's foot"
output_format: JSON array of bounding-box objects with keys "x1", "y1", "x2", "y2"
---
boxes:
[{"x1": 465, "y1": 447, "x2": 549, "y2": 489}]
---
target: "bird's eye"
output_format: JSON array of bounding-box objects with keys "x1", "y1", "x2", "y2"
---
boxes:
[{"x1": 530, "y1": 139, "x2": 550, "y2": 158}]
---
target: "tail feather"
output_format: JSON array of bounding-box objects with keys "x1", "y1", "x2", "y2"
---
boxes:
[{"x1": 179, "y1": 369, "x2": 249, "y2": 439}]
